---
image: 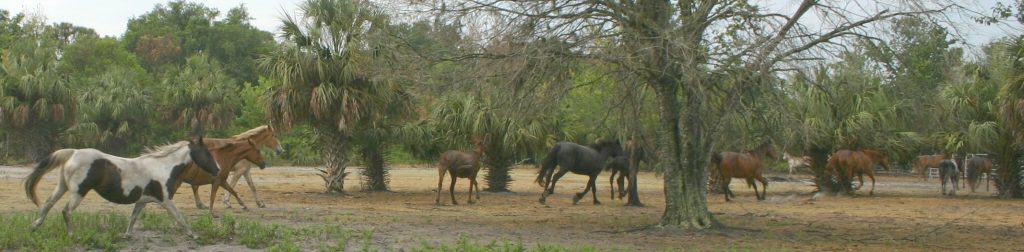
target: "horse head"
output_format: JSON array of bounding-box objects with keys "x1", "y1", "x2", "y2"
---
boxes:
[
  {"x1": 752, "y1": 142, "x2": 780, "y2": 161},
  {"x1": 188, "y1": 136, "x2": 221, "y2": 176},
  {"x1": 592, "y1": 139, "x2": 624, "y2": 158},
  {"x1": 864, "y1": 149, "x2": 892, "y2": 170},
  {"x1": 244, "y1": 139, "x2": 268, "y2": 169},
  {"x1": 263, "y1": 125, "x2": 286, "y2": 155}
]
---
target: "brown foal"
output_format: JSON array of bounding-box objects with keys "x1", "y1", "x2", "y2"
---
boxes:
[
  {"x1": 177, "y1": 139, "x2": 266, "y2": 214},
  {"x1": 435, "y1": 139, "x2": 485, "y2": 205}
]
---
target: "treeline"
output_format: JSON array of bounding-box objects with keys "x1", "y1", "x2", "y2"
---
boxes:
[{"x1": 0, "y1": 1, "x2": 649, "y2": 193}]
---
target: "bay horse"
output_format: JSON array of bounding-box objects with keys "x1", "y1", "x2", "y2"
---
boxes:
[
  {"x1": 826, "y1": 149, "x2": 891, "y2": 195},
  {"x1": 782, "y1": 152, "x2": 810, "y2": 175},
  {"x1": 178, "y1": 138, "x2": 267, "y2": 215},
  {"x1": 711, "y1": 142, "x2": 778, "y2": 201},
  {"x1": 939, "y1": 159, "x2": 959, "y2": 196},
  {"x1": 964, "y1": 155, "x2": 994, "y2": 192},
  {"x1": 435, "y1": 139, "x2": 485, "y2": 205},
  {"x1": 24, "y1": 136, "x2": 220, "y2": 238},
  {"x1": 217, "y1": 125, "x2": 285, "y2": 209},
  {"x1": 913, "y1": 154, "x2": 948, "y2": 180},
  {"x1": 536, "y1": 140, "x2": 623, "y2": 205}
]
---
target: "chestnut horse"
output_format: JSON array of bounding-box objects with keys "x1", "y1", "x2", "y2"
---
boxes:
[
  {"x1": 711, "y1": 142, "x2": 779, "y2": 201},
  {"x1": 218, "y1": 125, "x2": 285, "y2": 209},
  {"x1": 177, "y1": 139, "x2": 267, "y2": 215},
  {"x1": 965, "y1": 155, "x2": 994, "y2": 192},
  {"x1": 827, "y1": 149, "x2": 891, "y2": 195},
  {"x1": 913, "y1": 154, "x2": 948, "y2": 180},
  {"x1": 435, "y1": 139, "x2": 485, "y2": 205}
]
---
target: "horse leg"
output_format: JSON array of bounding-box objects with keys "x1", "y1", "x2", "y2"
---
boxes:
[
  {"x1": 191, "y1": 184, "x2": 207, "y2": 209},
  {"x1": 160, "y1": 200, "x2": 196, "y2": 239},
  {"x1": 591, "y1": 176, "x2": 601, "y2": 205},
  {"x1": 573, "y1": 177, "x2": 595, "y2": 205},
  {"x1": 241, "y1": 169, "x2": 265, "y2": 208},
  {"x1": 609, "y1": 169, "x2": 617, "y2": 200},
  {"x1": 32, "y1": 179, "x2": 67, "y2": 230},
  {"x1": 61, "y1": 193, "x2": 85, "y2": 236},
  {"x1": 473, "y1": 175, "x2": 481, "y2": 201},
  {"x1": 435, "y1": 167, "x2": 445, "y2": 206},
  {"x1": 222, "y1": 166, "x2": 245, "y2": 208},
  {"x1": 449, "y1": 172, "x2": 458, "y2": 205},
  {"x1": 722, "y1": 177, "x2": 733, "y2": 202},
  {"x1": 867, "y1": 170, "x2": 875, "y2": 196},
  {"x1": 125, "y1": 202, "x2": 146, "y2": 236},
  {"x1": 466, "y1": 175, "x2": 476, "y2": 204},
  {"x1": 540, "y1": 169, "x2": 569, "y2": 204},
  {"x1": 218, "y1": 180, "x2": 250, "y2": 211},
  {"x1": 757, "y1": 176, "x2": 769, "y2": 201},
  {"x1": 614, "y1": 172, "x2": 622, "y2": 199}
]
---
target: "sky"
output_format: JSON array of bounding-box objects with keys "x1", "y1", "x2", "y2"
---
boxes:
[{"x1": 1, "y1": 0, "x2": 1021, "y2": 47}]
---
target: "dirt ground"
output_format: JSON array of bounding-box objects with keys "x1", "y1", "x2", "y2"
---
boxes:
[{"x1": 1, "y1": 165, "x2": 1022, "y2": 251}]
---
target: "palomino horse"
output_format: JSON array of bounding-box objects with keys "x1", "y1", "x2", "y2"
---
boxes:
[
  {"x1": 939, "y1": 160, "x2": 959, "y2": 196},
  {"x1": 536, "y1": 140, "x2": 623, "y2": 205},
  {"x1": 827, "y1": 149, "x2": 891, "y2": 195},
  {"x1": 24, "y1": 137, "x2": 220, "y2": 238},
  {"x1": 711, "y1": 142, "x2": 779, "y2": 201},
  {"x1": 178, "y1": 139, "x2": 267, "y2": 215},
  {"x1": 782, "y1": 152, "x2": 810, "y2": 175},
  {"x1": 913, "y1": 154, "x2": 948, "y2": 180},
  {"x1": 435, "y1": 139, "x2": 485, "y2": 205},
  {"x1": 965, "y1": 155, "x2": 994, "y2": 192},
  {"x1": 216, "y1": 125, "x2": 285, "y2": 209}
]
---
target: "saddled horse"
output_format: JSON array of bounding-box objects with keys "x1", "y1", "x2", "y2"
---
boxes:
[
  {"x1": 24, "y1": 137, "x2": 220, "y2": 238},
  {"x1": 536, "y1": 140, "x2": 623, "y2": 205},
  {"x1": 178, "y1": 138, "x2": 267, "y2": 215},
  {"x1": 913, "y1": 154, "x2": 948, "y2": 180},
  {"x1": 827, "y1": 149, "x2": 891, "y2": 195},
  {"x1": 711, "y1": 142, "x2": 779, "y2": 201},
  {"x1": 964, "y1": 155, "x2": 994, "y2": 193},
  {"x1": 215, "y1": 125, "x2": 285, "y2": 209},
  {"x1": 939, "y1": 159, "x2": 959, "y2": 196}
]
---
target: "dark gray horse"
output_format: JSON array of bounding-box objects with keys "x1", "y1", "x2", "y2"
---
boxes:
[
  {"x1": 536, "y1": 140, "x2": 622, "y2": 205},
  {"x1": 939, "y1": 160, "x2": 959, "y2": 196}
]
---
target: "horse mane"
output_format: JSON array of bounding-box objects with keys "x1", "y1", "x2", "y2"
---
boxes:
[
  {"x1": 589, "y1": 139, "x2": 622, "y2": 156},
  {"x1": 231, "y1": 125, "x2": 271, "y2": 140},
  {"x1": 141, "y1": 141, "x2": 189, "y2": 158}
]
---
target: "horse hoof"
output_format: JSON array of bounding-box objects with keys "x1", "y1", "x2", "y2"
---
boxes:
[
  {"x1": 538, "y1": 198, "x2": 546, "y2": 204},
  {"x1": 452, "y1": 201, "x2": 459, "y2": 205},
  {"x1": 257, "y1": 201, "x2": 267, "y2": 208},
  {"x1": 197, "y1": 205, "x2": 208, "y2": 210},
  {"x1": 572, "y1": 196, "x2": 582, "y2": 205},
  {"x1": 593, "y1": 201, "x2": 602, "y2": 205}
]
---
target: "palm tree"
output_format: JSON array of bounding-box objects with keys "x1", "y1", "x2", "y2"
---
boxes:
[
  {"x1": 783, "y1": 52, "x2": 917, "y2": 194},
  {"x1": 992, "y1": 38, "x2": 1024, "y2": 198},
  {"x1": 261, "y1": 0, "x2": 405, "y2": 193},
  {"x1": 63, "y1": 67, "x2": 153, "y2": 154},
  {"x1": 0, "y1": 26, "x2": 76, "y2": 161},
  {"x1": 431, "y1": 96, "x2": 560, "y2": 192}
]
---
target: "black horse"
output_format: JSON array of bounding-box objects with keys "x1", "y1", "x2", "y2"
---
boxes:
[
  {"x1": 939, "y1": 160, "x2": 959, "y2": 196},
  {"x1": 606, "y1": 144, "x2": 645, "y2": 200},
  {"x1": 536, "y1": 140, "x2": 623, "y2": 205}
]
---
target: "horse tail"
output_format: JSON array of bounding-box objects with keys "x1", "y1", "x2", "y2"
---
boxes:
[
  {"x1": 25, "y1": 149, "x2": 74, "y2": 206},
  {"x1": 536, "y1": 144, "x2": 560, "y2": 187}
]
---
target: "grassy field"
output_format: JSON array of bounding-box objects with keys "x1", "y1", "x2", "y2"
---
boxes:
[{"x1": 1, "y1": 165, "x2": 1022, "y2": 251}]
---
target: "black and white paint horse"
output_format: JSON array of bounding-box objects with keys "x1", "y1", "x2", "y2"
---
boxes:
[
  {"x1": 24, "y1": 136, "x2": 220, "y2": 238},
  {"x1": 536, "y1": 140, "x2": 623, "y2": 205},
  {"x1": 939, "y1": 159, "x2": 959, "y2": 196}
]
